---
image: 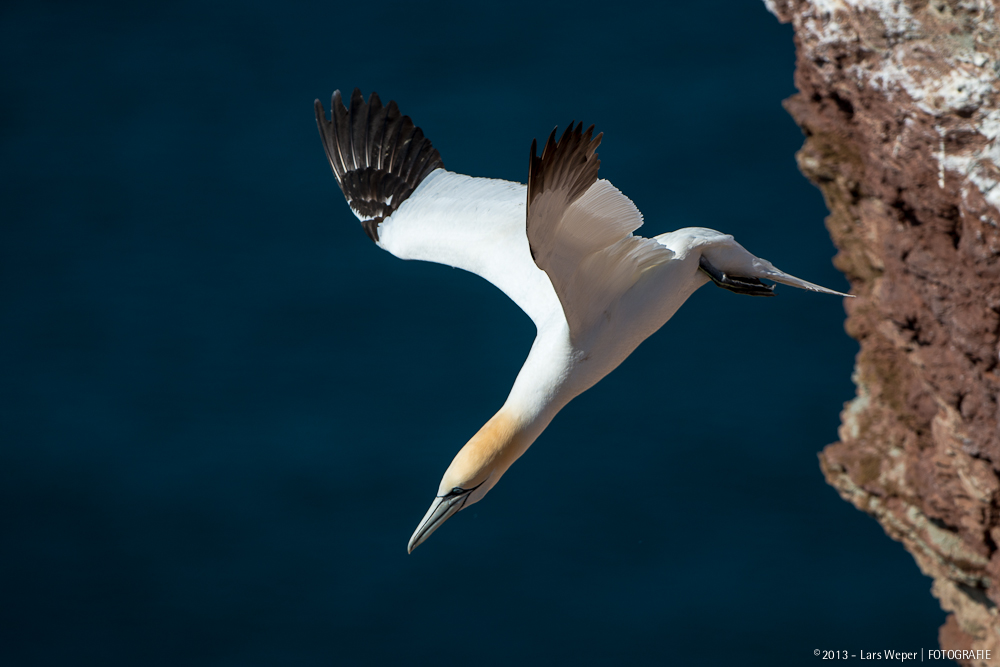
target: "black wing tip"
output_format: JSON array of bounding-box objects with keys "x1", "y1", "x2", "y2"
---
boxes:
[
  {"x1": 527, "y1": 118, "x2": 603, "y2": 211},
  {"x1": 559, "y1": 121, "x2": 576, "y2": 143},
  {"x1": 315, "y1": 88, "x2": 444, "y2": 243}
]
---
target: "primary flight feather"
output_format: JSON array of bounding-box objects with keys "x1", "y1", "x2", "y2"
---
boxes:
[{"x1": 314, "y1": 89, "x2": 851, "y2": 553}]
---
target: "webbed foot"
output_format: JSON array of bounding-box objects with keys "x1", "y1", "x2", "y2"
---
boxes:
[{"x1": 699, "y1": 256, "x2": 776, "y2": 297}]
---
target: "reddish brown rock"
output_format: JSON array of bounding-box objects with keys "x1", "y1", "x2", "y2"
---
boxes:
[
  {"x1": 941, "y1": 613, "x2": 977, "y2": 666},
  {"x1": 767, "y1": 0, "x2": 1000, "y2": 659}
]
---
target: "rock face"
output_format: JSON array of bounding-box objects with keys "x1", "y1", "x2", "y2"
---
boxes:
[{"x1": 766, "y1": 0, "x2": 1000, "y2": 659}]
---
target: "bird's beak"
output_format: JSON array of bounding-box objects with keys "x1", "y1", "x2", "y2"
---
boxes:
[{"x1": 407, "y1": 492, "x2": 469, "y2": 553}]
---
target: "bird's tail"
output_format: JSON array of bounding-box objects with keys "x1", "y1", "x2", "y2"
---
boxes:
[
  {"x1": 684, "y1": 228, "x2": 853, "y2": 297},
  {"x1": 748, "y1": 258, "x2": 851, "y2": 296}
]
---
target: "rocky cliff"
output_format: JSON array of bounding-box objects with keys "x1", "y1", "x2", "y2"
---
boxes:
[{"x1": 766, "y1": 0, "x2": 1000, "y2": 660}]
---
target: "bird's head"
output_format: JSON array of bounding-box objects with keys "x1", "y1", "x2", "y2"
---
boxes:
[{"x1": 407, "y1": 411, "x2": 522, "y2": 553}]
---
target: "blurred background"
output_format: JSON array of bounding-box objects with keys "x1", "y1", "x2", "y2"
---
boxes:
[{"x1": 0, "y1": 1, "x2": 944, "y2": 665}]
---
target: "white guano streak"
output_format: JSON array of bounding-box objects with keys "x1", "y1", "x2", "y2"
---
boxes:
[{"x1": 766, "y1": 0, "x2": 1000, "y2": 217}]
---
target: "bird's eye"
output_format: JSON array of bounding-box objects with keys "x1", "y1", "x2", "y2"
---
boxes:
[{"x1": 450, "y1": 487, "x2": 465, "y2": 496}]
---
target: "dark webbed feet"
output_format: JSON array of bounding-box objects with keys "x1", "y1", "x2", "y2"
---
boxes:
[{"x1": 699, "y1": 256, "x2": 776, "y2": 297}]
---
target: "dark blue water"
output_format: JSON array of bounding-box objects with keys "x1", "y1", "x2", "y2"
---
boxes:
[{"x1": 1, "y1": 1, "x2": 944, "y2": 665}]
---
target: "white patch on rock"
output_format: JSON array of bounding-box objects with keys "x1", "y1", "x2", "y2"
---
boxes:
[
  {"x1": 768, "y1": 0, "x2": 1000, "y2": 213},
  {"x1": 939, "y1": 133, "x2": 946, "y2": 189}
]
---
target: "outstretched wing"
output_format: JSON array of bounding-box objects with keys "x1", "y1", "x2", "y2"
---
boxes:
[
  {"x1": 314, "y1": 89, "x2": 444, "y2": 242},
  {"x1": 315, "y1": 90, "x2": 562, "y2": 328},
  {"x1": 526, "y1": 124, "x2": 672, "y2": 338}
]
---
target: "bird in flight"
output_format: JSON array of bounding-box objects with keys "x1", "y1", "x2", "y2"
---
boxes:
[{"x1": 314, "y1": 89, "x2": 851, "y2": 553}]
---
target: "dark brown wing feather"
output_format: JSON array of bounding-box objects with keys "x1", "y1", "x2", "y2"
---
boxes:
[
  {"x1": 525, "y1": 122, "x2": 602, "y2": 259},
  {"x1": 315, "y1": 89, "x2": 444, "y2": 242}
]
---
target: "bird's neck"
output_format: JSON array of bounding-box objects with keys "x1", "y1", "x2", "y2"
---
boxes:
[
  {"x1": 504, "y1": 322, "x2": 577, "y2": 430},
  {"x1": 492, "y1": 325, "x2": 578, "y2": 471},
  {"x1": 454, "y1": 403, "x2": 551, "y2": 496},
  {"x1": 461, "y1": 409, "x2": 525, "y2": 479},
  {"x1": 450, "y1": 325, "x2": 577, "y2": 496}
]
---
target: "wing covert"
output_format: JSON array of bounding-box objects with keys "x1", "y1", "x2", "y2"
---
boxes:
[
  {"x1": 525, "y1": 124, "x2": 673, "y2": 337},
  {"x1": 315, "y1": 90, "x2": 565, "y2": 329}
]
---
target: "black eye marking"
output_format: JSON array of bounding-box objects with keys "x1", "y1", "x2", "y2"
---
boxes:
[{"x1": 439, "y1": 479, "x2": 486, "y2": 499}]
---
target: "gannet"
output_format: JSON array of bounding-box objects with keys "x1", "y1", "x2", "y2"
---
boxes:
[{"x1": 314, "y1": 89, "x2": 852, "y2": 553}]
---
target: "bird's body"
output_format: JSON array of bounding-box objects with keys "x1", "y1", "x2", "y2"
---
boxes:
[{"x1": 314, "y1": 89, "x2": 851, "y2": 552}]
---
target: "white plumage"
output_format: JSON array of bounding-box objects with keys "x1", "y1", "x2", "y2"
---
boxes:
[
  {"x1": 314, "y1": 89, "x2": 852, "y2": 553},
  {"x1": 379, "y1": 171, "x2": 561, "y2": 328}
]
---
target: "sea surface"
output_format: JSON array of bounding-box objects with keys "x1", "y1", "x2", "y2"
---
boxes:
[{"x1": 1, "y1": 1, "x2": 945, "y2": 665}]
